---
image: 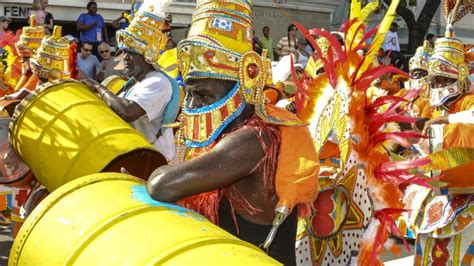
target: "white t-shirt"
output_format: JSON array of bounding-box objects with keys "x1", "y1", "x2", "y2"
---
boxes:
[
  {"x1": 120, "y1": 71, "x2": 176, "y2": 161},
  {"x1": 382, "y1": 30, "x2": 400, "y2": 52}
]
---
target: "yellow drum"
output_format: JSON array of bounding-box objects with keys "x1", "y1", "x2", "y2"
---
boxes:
[
  {"x1": 9, "y1": 173, "x2": 279, "y2": 265},
  {"x1": 101, "y1": 75, "x2": 127, "y2": 95},
  {"x1": 9, "y1": 80, "x2": 166, "y2": 191}
]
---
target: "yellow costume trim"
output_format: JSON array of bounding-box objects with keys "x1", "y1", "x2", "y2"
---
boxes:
[
  {"x1": 30, "y1": 26, "x2": 70, "y2": 81},
  {"x1": 15, "y1": 14, "x2": 45, "y2": 58},
  {"x1": 421, "y1": 148, "x2": 474, "y2": 172}
]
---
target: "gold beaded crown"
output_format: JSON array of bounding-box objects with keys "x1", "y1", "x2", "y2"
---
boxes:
[
  {"x1": 409, "y1": 41, "x2": 432, "y2": 74},
  {"x1": 116, "y1": 0, "x2": 170, "y2": 65},
  {"x1": 30, "y1": 26, "x2": 70, "y2": 80},
  {"x1": 427, "y1": 0, "x2": 473, "y2": 106},
  {"x1": 177, "y1": 0, "x2": 269, "y2": 105},
  {"x1": 429, "y1": 0, "x2": 472, "y2": 82},
  {"x1": 429, "y1": 32, "x2": 467, "y2": 81},
  {"x1": 15, "y1": 14, "x2": 45, "y2": 58}
]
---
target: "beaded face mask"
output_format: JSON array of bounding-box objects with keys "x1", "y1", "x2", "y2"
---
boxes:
[
  {"x1": 182, "y1": 82, "x2": 246, "y2": 148},
  {"x1": 428, "y1": 35, "x2": 469, "y2": 107},
  {"x1": 429, "y1": 79, "x2": 463, "y2": 107},
  {"x1": 408, "y1": 41, "x2": 432, "y2": 97}
]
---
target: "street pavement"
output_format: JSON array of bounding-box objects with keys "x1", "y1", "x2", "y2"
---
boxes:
[{"x1": 0, "y1": 225, "x2": 11, "y2": 265}]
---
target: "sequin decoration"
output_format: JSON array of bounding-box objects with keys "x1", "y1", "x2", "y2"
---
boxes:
[{"x1": 211, "y1": 18, "x2": 233, "y2": 32}]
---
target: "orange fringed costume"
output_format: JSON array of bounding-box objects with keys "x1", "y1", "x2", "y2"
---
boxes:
[
  {"x1": 435, "y1": 94, "x2": 474, "y2": 190},
  {"x1": 179, "y1": 105, "x2": 319, "y2": 224},
  {"x1": 177, "y1": 0, "x2": 319, "y2": 224}
]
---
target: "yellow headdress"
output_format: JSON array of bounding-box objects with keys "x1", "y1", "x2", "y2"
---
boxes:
[
  {"x1": 410, "y1": 41, "x2": 432, "y2": 74},
  {"x1": 15, "y1": 14, "x2": 45, "y2": 58},
  {"x1": 178, "y1": 0, "x2": 301, "y2": 148},
  {"x1": 30, "y1": 26, "x2": 70, "y2": 81},
  {"x1": 428, "y1": 0, "x2": 473, "y2": 107},
  {"x1": 177, "y1": 0, "x2": 267, "y2": 105},
  {"x1": 408, "y1": 41, "x2": 432, "y2": 94},
  {"x1": 116, "y1": 0, "x2": 170, "y2": 66}
]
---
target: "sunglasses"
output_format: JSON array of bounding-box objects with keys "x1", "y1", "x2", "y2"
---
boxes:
[
  {"x1": 290, "y1": 28, "x2": 297, "y2": 31},
  {"x1": 99, "y1": 49, "x2": 109, "y2": 54}
]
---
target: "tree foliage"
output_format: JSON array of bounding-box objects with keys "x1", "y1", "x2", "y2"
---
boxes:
[{"x1": 383, "y1": 0, "x2": 441, "y2": 54}]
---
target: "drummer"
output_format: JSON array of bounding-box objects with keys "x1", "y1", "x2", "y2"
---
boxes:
[
  {"x1": 0, "y1": 25, "x2": 71, "y2": 238},
  {"x1": 80, "y1": 2, "x2": 180, "y2": 162}
]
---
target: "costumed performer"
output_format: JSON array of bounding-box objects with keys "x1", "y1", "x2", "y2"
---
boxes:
[
  {"x1": 146, "y1": 1, "x2": 319, "y2": 265},
  {"x1": 410, "y1": 1, "x2": 474, "y2": 264},
  {"x1": 80, "y1": 0, "x2": 180, "y2": 162}
]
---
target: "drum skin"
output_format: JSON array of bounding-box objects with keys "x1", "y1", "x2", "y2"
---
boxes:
[
  {"x1": 9, "y1": 80, "x2": 166, "y2": 192},
  {"x1": 101, "y1": 75, "x2": 127, "y2": 95},
  {"x1": 9, "y1": 173, "x2": 279, "y2": 265}
]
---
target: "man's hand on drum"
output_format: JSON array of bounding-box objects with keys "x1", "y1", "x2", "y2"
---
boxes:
[{"x1": 80, "y1": 78, "x2": 101, "y2": 93}]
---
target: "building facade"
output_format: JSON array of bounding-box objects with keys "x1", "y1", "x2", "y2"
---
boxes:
[{"x1": 1, "y1": 0, "x2": 342, "y2": 44}]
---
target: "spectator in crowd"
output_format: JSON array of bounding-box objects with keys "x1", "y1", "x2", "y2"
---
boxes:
[
  {"x1": 164, "y1": 12, "x2": 173, "y2": 32},
  {"x1": 96, "y1": 42, "x2": 123, "y2": 82},
  {"x1": 30, "y1": 1, "x2": 46, "y2": 27},
  {"x1": 112, "y1": 10, "x2": 131, "y2": 30},
  {"x1": 382, "y1": 22, "x2": 407, "y2": 72},
  {"x1": 276, "y1": 24, "x2": 298, "y2": 60},
  {"x1": 42, "y1": 0, "x2": 54, "y2": 34},
  {"x1": 165, "y1": 38, "x2": 176, "y2": 51},
  {"x1": 162, "y1": 12, "x2": 173, "y2": 47},
  {"x1": 76, "y1": 1, "x2": 108, "y2": 56},
  {"x1": 259, "y1": 26, "x2": 274, "y2": 61},
  {"x1": 296, "y1": 39, "x2": 310, "y2": 69},
  {"x1": 0, "y1": 17, "x2": 12, "y2": 42},
  {"x1": 77, "y1": 42, "x2": 100, "y2": 80},
  {"x1": 252, "y1": 30, "x2": 262, "y2": 54},
  {"x1": 426, "y1": 33, "x2": 435, "y2": 48}
]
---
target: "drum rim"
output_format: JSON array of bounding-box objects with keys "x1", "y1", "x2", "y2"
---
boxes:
[{"x1": 8, "y1": 79, "x2": 84, "y2": 153}]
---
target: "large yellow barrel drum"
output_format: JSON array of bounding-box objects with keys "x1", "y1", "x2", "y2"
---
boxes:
[
  {"x1": 9, "y1": 173, "x2": 279, "y2": 265},
  {"x1": 9, "y1": 80, "x2": 166, "y2": 191}
]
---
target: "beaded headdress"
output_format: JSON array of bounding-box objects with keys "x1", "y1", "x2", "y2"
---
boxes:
[
  {"x1": 177, "y1": 0, "x2": 268, "y2": 105},
  {"x1": 15, "y1": 14, "x2": 45, "y2": 58},
  {"x1": 408, "y1": 41, "x2": 432, "y2": 95},
  {"x1": 410, "y1": 41, "x2": 432, "y2": 75},
  {"x1": 178, "y1": 0, "x2": 295, "y2": 148},
  {"x1": 428, "y1": 0, "x2": 473, "y2": 107},
  {"x1": 30, "y1": 26, "x2": 70, "y2": 81},
  {"x1": 116, "y1": 0, "x2": 170, "y2": 67}
]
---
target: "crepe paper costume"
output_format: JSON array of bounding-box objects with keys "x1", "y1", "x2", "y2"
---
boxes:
[{"x1": 176, "y1": 0, "x2": 320, "y2": 250}]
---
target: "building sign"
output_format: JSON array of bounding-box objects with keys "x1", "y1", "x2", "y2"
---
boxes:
[
  {"x1": 253, "y1": 11, "x2": 283, "y2": 20},
  {"x1": 3, "y1": 6, "x2": 32, "y2": 18}
]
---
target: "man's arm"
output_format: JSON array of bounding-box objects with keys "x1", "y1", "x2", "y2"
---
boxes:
[
  {"x1": 102, "y1": 16, "x2": 109, "y2": 42},
  {"x1": 276, "y1": 39, "x2": 284, "y2": 57},
  {"x1": 76, "y1": 15, "x2": 97, "y2": 32},
  {"x1": 81, "y1": 79, "x2": 145, "y2": 122},
  {"x1": 147, "y1": 127, "x2": 268, "y2": 202},
  {"x1": 95, "y1": 61, "x2": 107, "y2": 82}
]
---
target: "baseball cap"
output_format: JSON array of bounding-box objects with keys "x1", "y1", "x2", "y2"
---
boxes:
[{"x1": 0, "y1": 16, "x2": 12, "y2": 22}]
